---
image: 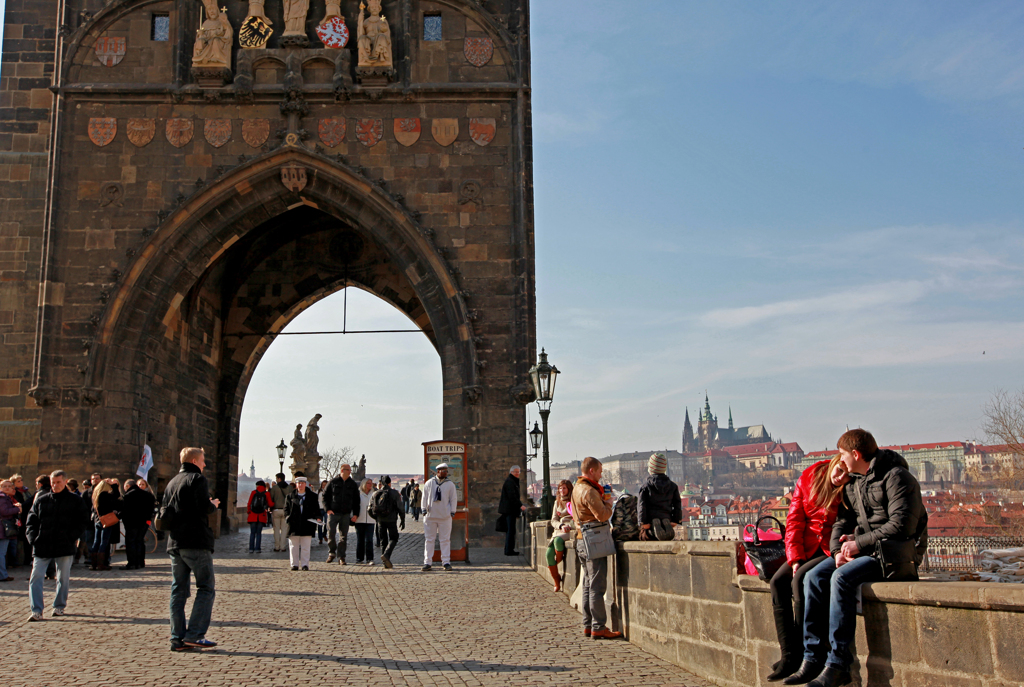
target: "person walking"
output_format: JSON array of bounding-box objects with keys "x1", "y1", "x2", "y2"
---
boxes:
[
  {"x1": 765, "y1": 454, "x2": 848, "y2": 682},
  {"x1": 25, "y1": 470, "x2": 89, "y2": 620},
  {"x1": 285, "y1": 477, "x2": 319, "y2": 570},
  {"x1": 368, "y1": 476, "x2": 404, "y2": 569},
  {"x1": 421, "y1": 463, "x2": 457, "y2": 572},
  {"x1": 497, "y1": 466, "x2": 526, "y2": 556},
  {"x1": 89, "y1": 479, "x2": 121, "y2": 571},
  {"x1": 269, "y1": 473, "x2": 292, "y2": 552},
  {"x1": 571, "y1": 456, "x2": 622, "y2": 640},
  {"x1": 410, "y1": 483, "x2": 422, "y2": 522},
  {"x1": 121, "y1": 479, "x2": 156, "y2": 570},
  {"x1": 162, "y1": 447, "x2": 221, "y2": 651},
  {"x1": 637, "y1": 453, "x2": 682, "y2": 542},
  {"x1": 354, "y1": 478, "x2": 376, "y2": 564},
  {"x1": 0, "y1": 479, "x2": 23, "y2": 582},
  {"x1": 245, "y1": 480, "x2": 273, "y2": 554},
  {"x1": 316, "y1": 480, "x2": 328, "y2": 545},
  {"x1": 323, "y1": 463, "x2": 359, "y2": 565}
]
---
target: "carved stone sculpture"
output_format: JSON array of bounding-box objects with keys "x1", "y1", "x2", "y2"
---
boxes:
[
  {"x1": 357, "y1": 0, "x2": 392, "y2": 69},
  {"x1": 281, "y1": 0, "x2": 311, "y2": 45},
  {"x1": 288, "y1": 423, "x2": 307, "y2": 475},
  {"x1": 304, "y1": 413, "x2": 321, "y2": 456},
  {"x1": 192, "y1": 0, "x2": 232, "y2": 68},
  {"x1": 353, "y1": 454, "x2": 367, "y2": 483}
]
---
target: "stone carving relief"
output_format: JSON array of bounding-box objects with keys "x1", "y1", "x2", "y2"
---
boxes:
[
  {"x1": 394, "y1": 118, "x2": 420, "y2": 146},
  {"x1": 458, "y1": 180, "x2": 482, "y2": 206},
  {"x1": 288, "y1": 423, "x2": 306, "y2": 474},
  {"x1": 126, "y1": 118, "x2": 155, "y2": 147},
  {"x1": 88, "y1": 117, "x2": 117, "y2": 147},
  {"x1": 355, "y1": 118, "x2": 382, "y2": 146},
  {"x1": 204, "y1": 118, "x2": 232, "y2": 147},
  {"x1": 431, "y1": 118, "x2": 458, "y2": 146},
  {"x1": 192, "y1": 0, "x2": 233, "y2": 69},
  {"x1": 242, "y1": 119, "x2": 270, "y2": 147},
  {"x1": 99, "y1": 183, "x2": 124, "y2": 207},
  {"x1": 469, "y1": 118, "x2": 495, "y2": 146},
  {"x1": 281, "y1": 0, "x2": 311, "y2": 46},
  {"x1": 281, "y1": 165, "x2": 308, "y2": 191},
  {"x1": 356, "y1": 0, "x2": 393, "y2": 86},
  {"x1": 318, "y1": 118, "x2": 346, "y2": 147},
  {"x1": 166, "y1": 118, "x2": 194, "y2": 147},
  {"x1": 464, "y1": 37, "x2": 493, "y2": 67},
  {"x1": 95, "y1": 36, "x2": 126, "y2": 67}
]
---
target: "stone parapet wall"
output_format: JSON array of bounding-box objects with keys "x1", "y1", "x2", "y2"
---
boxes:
[{"x1": 530, "y1": 522, "x2": 1024, "y2": 687}]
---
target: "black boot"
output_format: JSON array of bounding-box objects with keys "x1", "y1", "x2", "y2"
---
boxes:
[
  {"x1": 767, "y1": 607, "x2": 801, "y2": 681},
  {"x1": 807, "y1": 666, "x2": 850, "y2": 687},
  {"x1": 783, "y1": 660, "x2": 824, "y2": 685}
]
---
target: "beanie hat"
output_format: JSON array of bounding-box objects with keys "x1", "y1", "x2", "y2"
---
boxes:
[{"x1": 648, "y1": 453, "x2": 667, "y2": 475}]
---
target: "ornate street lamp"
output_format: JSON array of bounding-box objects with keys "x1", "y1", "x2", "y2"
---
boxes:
[
  {"x1": 528, "y1": 348, "x2": 559, "y2": 519},
  {"x1": 529, "y1": 421, "x2": 543, "y2": 455},
  {"x1": 276, "y1": 438, "x2": 287, "y2": 476}
]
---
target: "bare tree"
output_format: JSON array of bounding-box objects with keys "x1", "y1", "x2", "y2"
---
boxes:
[
  {"x1": 318, "y1": 446, "x2": 356, "y2": 482},
  {"x1": 982, "y1": 389, "x2": 1024, "y2": 494}
]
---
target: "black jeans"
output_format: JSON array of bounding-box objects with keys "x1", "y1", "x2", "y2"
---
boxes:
[
  {"x1": 354, "y1": 523, "x2": 375, "y2": 562},
  {"x1": 769, "y1": 554, "x2": 828, "y2": 661},
  {"x1": 503, "y1": 513, "x2": 518, "y2": 554},
  {"x1": 125, "y1": 525, "x2": 148, "y2": 567},
  {"x1": 379, "y1": 522, "x2": 400, "y2": 559}
]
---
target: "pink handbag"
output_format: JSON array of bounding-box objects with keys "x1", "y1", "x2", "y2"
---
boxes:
[{"x1": 741, "y1": 518, "x2": 784, "y2": 578}]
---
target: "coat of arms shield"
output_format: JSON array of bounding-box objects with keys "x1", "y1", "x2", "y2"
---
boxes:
[
  {"x1": 88, "y1": 117, "x2": 117, "y2": 147},
  {"x1": 204, "y1": 119, "x2": 232, "y2": 148},
  {"x1": 315, "y1": 16, "x2": 349, "y2": 49},
  {"x1": 318, "y1": 118, "x2": 346, "y2": 147},
  {"x1": 355, "y1": 118, "x2": 383, "y2": 147},
  {"x1": 431, "y1": 118, "x2": 459, "y2": 147},
  {"x1": 166, "y1": 118, "x2": 194, "y2": 148},
  {"x1": 469, "y1": 118, "x2": 496, "y2": 147},
  {"x1": 126, "y1": 118, "x2": 156, "y2": 147},
  {"x1": 464, "y1": 37, "x2": 493, "y2": 67},
  {"x1": 393, "y1": 118, "x2": 420, "y2": 147},
  {"x1": 281, "y1": 165, "x2": 307, "y2": 192},
  {"x1": 95, "y1": 36, "x2": 126, "y2": 67},
  {"x1": 238, "y1": 16, "x2": 273, "y2": 49},
  {"x1": 242, "y1": 119, "x2": 270, "y2": 148}
]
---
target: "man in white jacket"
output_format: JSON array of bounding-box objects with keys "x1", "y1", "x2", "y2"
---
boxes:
[{"x1": 421, "y1": 463, "x2": 458, "y2": 572}]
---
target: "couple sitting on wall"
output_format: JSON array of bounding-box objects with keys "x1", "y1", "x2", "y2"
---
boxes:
[{"x1": 767, "y1": 429, "x2": 928, "y2": 687}]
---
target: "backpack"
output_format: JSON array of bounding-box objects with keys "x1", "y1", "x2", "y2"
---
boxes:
[
  {"x1": 371, "y1": 488, "x2": 395, "y2": 519},
  {"x1": 250, "y1": 491, "x2": 267, "y2": 515},
  {"x1": 611, "y1": 493, "x2": 640, "y2": 541}
]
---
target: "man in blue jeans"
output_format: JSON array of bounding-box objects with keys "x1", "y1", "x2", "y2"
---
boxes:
[
  {"x1": 785, "y1": 430, "x2": 926, "y2": 687},
  {"x1": 25, "y1": 470, "x2": 89, "y2": 620},
  {"x1": 162, "y1": 447, "x2": 221, "y2": 652}
]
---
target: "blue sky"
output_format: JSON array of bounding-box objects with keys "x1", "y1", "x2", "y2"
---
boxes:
[{"x1": 6, "y1": 2, "x2": 1023, "y2": 477}]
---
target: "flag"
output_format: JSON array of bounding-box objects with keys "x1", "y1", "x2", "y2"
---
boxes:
[{"x1": 137, "y1": 444, "x2": 153, "y2": 480}]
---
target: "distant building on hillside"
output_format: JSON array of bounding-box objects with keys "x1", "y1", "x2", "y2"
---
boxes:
[
  {"x1": 795, "y1": 441, "x2": 1009, "y2": 485},
  {"x1": 683, "y1": 394, "x2": 773, "y2": 455}
]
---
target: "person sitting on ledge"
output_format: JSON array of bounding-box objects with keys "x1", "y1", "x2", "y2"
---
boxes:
[
  {"x1": 545, "y1": 479, "x2": 575, "y2": 592},
  {"x1": 785, "y1": 429, "x2": 927, "y2": 687},
  {"x1": 637, "y1": 453, "x2": 681, "y2": 541}
]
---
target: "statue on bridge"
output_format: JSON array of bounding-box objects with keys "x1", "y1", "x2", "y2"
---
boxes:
[{"x1": 288, "y1": 423, "x2": 306, "y2": 476}]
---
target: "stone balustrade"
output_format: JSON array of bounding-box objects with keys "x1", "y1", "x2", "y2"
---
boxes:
[{"x1": 530, "y1": 522, "x2": 1024, "y2": 687}]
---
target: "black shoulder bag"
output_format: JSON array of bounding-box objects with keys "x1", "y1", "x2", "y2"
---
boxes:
[
  {"x1": 742, "y1": 516, "x2": 787, "y2": 581},
  {"x1": 850, "y1": 481, "x2": 918, "y2": 581}
]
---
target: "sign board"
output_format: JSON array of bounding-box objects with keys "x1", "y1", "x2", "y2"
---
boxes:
[{"x1": 423, "y1": 440, "x2": 469, "y2": 562}]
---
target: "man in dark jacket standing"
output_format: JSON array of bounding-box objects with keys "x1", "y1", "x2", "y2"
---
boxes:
[
  {"x1": 25, "y1": 470, "x2": 89, "y2": 621},
  {"x1": 368, "y1": 476, "x2": 405, "y2": 569},
  {"x1": 322, "y1": 462, "x2": 360, "y2": 565},
  {"x1": 786, "y1": 430, "x2": 926, "y2": 687},
  {"x1": 162, "y1": 447, "x2": 221, "y2": 651},
  {"x1": 497, "y1": 466, "x2": 526, "y2": 556},
  {"x1": 638, "y1": 453, "x2": 682, "y2": 541},
  {"x1": 121, "y1": 479, "x2": 156, "y2": 570}
]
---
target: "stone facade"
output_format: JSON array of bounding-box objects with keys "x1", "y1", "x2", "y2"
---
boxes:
[{"x1": 0, "y1": 0, "x2": 535, "y2": 544}]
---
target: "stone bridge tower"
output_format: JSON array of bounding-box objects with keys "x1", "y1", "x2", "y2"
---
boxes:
[{"x1": 0, "y1": 0, "x2": 535, "y2": 543}]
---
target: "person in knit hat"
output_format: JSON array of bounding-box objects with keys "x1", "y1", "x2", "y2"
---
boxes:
[{"x1": 637, "y1": 453, "x2": 682, "y2": 541}]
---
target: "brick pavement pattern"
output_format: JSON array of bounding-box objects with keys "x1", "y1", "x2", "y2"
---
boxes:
[{"x1": 0, "y1": 520, "x2": 710, "y2": 686}]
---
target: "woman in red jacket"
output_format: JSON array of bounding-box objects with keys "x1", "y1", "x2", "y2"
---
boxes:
[
  {"x1": 246, "y1": 480, "x2": 274, "y2": 554},
  {"x1": 767, "y1": 454, "x2": 849, "y2": 682}
]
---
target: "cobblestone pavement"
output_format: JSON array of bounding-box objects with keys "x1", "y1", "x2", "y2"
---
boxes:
[{"x1": 0, "y1": 518, "x2": 710, "y2": 687}]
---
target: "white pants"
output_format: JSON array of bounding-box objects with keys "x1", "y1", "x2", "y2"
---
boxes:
[
  {"x1": 423, "y1": 517, "x2": 452, "y2": 565},
  {"x1": 272, "y1": 510, "x2": 287, "y2": 550},
  {"x1": 288, "y1": 536, "x2": 311, "y2": 568}
]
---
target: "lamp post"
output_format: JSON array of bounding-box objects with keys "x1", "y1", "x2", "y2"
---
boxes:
[
  {"x1": 528, "y1": 421, "x2": 543, "y2": 502},
  {"x1": 276, "y1": 438, "x2": 287, "y2": 476},
  {"x1": 528, "y1": 348, "x2": 559, "y2": 520}
]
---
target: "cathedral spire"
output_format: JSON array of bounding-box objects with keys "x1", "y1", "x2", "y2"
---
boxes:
[{"x1": 728, "y1": 405, "x2": 734, "y2": 430}]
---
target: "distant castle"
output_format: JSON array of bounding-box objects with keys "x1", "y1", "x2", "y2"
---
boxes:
[{"x1": 682, "y1": 394, "x2": 772, "y2": 454}]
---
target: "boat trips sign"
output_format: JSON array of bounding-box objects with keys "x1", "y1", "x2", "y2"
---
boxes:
[{"x1": 424, "y1": 441, "x2": 467, "y2": 506}]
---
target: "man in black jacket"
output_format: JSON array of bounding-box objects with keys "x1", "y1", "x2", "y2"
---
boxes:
[
  {"x1": 121, "y1": 479, "x2": 156, "y2": 570},
  {"x1": 162, "y1": 447, "x2": 221, "y2": 651},
  {"x1": 368, "y1": 475, "x2": 405, "y2": 569},
  {"x1": 322, "y1": 462, "x2": 360, "y2": 565},
  {"x1": 786, "y1": 430, "x2": 926, "y2": 687},
  {"x1": 638, "y1": 453, "x2": 682, "y2": 541},
  {"x1": 25, "y1": 470, "x2": 89, "y2": 621},
  {"x1": 497, "y1": 466, "x2": 526, "y2": 556}
]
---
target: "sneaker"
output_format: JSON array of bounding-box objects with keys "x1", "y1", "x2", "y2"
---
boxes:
[
  {"x1": 291, "y1": 566, "x2": 298, "y2": 571},
  {"x1": 340, "y1": 559, "x2": 346, "y2": 565},
  {"x1": 326, "y1": 553, "x2": 335, "y2": 563},
  {"x1": 443, "y1": 563, "x2": 453, "y2": 572},
  {"x1": 301, "y1": 566, "x2": 309, "y2": 571},
  {"x1": 421, "y1": 564, "x2": 432, "y2": 571},
  {"x1": 50, "y1": 608, "x2": 65, "y2": 617},
  {"x1": 170, "y1": 641, "x2": 193, "y2": 652},
  {"x1": 381, "y1": 554, "x2": 393, "y2": 569},
  {"x1": 27, "y1": 613, "x2": 42, "y2": 622},
  {"x1": 183, "y1": 638, "x2": 218, "y2": 649},
  {"x1": 367, "y1": 560, "x2": 375, "y2": 566}
]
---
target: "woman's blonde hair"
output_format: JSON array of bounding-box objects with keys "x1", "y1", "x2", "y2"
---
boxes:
[
  {"x1": 92, "y1": 480, "x2": 113, "y2": 510},
  {"x1": 809, "y1": 453, "x2": 845, "y2": 510}
]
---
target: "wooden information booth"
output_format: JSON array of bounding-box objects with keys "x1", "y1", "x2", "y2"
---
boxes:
[{"x1": 423, "y1": 440, "x2": 469, "y2": 563}]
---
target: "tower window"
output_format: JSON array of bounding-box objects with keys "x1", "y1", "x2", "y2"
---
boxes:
[
  {"x1": 423, "y1": 15, "x2": 442, "y2": 41},
  {"x1": 152, "y1": 14, "x2": 170, "y2": 41}
]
